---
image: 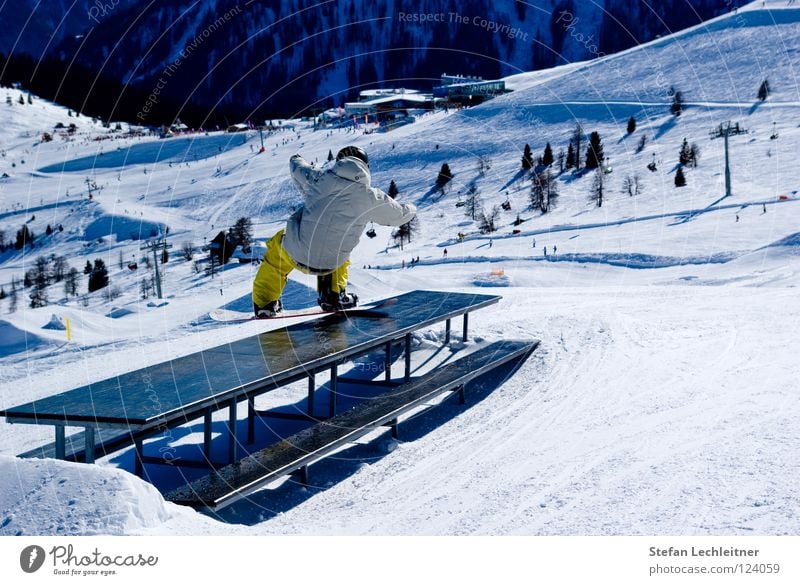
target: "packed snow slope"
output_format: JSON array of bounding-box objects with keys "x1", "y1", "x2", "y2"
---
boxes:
[{"x1": 0, "y1": 0, "x2": 798, "y2": 535}]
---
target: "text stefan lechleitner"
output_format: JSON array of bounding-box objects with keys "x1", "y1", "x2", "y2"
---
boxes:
[
  {"x1": 397, "y1": 12, "x2": 528, "y2": 41},
  {"x1": 650, "y1": 546, "x2": 759, "y2": 558}
]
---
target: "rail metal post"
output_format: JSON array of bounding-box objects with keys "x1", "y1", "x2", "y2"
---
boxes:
[
  {"x1": 384, "y1": 341, "x2": 392, "y2": 382},
  {"x1": 84, "y1": 427, "x2": 96, "y2": 464},
  {"x1": 228, "y1": 399, "x2": 237, "y2": 463},
  {"x1": 404, "y1": 334, "x2": 412, "y2": 381},
  {"x1": 247, "y1": 396, "x2": 255, "y2": 444},
  {"x1": 307, "y1": 373, "x2": 316, "y2": 416},
  {"x1": 329, "y1": 364, "x2": 338, "y2": 418},
  {"x1": 55, "y1": 426, "x2": 65, "y2": 460},
  {"x1": 203, "y1": 409, "x2": 212, "y2": 460},
  {"x1": 134, "y1": 437, "x2": 144, "y2": 477}
]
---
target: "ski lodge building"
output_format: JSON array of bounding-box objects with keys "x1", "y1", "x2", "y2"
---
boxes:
[
  {"x1": 343, "y1": 88, "x2": 436, "y2": 128},
  {"x1": 433, "y1": 74, "x2": 508, "y2": 105}
]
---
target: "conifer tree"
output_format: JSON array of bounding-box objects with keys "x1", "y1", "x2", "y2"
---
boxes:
[
  {"x1": 590, "y1": 170, "x2": 604, "y2": 207},
  {"x1": 388, "y1": 180, "x2": 399, "y2": 199},
  {"x1": 679, "y1": 138, "x2": 692, "y2": 166},
  {"x1": 542, "y1": 142, "x2": 554, "y2": 166},
  {"x1": 522, "y1": 144, "x2": 534, "y2": 170},
  {"x1": 585, "y1": 131, "x2": 604, "y2": 169},
  {"x1": 436, "y1": 163, "x2": 453, "y2": 190},
  {"x1": 758, "y1": 79, "x2": 770, "y2": 101},
  {"x1": 670, "y1": 88, "x2": 684, "y2": 116},
  {"x1": 675, "y1": 166, "x2": 687, "y2": 187},
  {"x1": 565, "y1": 143, "x2": 576, "y2": 169},
  {"x1": 88, "y1": 259, "x2": 109, "y2": 292}
]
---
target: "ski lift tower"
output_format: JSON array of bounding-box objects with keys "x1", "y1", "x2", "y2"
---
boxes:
[
  {"x1": 140, "y1": 237, "x2": 173, "y2": 299},
  {"x1": 710, "y1": 121, "x2": 748, "y2": 199}
]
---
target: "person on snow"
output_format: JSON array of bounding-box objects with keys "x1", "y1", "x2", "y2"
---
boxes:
[{"x1": 252, "y1": 146, "x2": 416, "y2": 317}]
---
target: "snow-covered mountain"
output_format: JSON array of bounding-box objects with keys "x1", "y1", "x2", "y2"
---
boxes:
[
  {"x1": 0, "y1": 0, "x2": 798, "y2": 536},
  {"x1": 2, "y1": 0, "x2": 731, "y2": 122}
]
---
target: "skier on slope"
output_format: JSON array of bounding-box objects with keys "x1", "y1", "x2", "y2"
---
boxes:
[{"x1": 252, "y1": 146, "x2": 416, "y2": 317}]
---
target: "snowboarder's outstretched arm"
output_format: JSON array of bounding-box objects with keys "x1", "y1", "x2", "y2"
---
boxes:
[
  {"x1": 368, "y1": 187, "x2": 416, "y2": 227},
  {"x1": 290, "y1": 154, "x2": 323, "y2": 195}
]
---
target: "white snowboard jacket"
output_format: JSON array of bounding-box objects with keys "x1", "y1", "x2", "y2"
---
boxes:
[{"x1": 283, "y1": 154, "x2": 416, "y2": 271}]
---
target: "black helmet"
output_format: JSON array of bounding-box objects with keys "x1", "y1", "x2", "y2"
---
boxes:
[{"x1": 336, "y1": 145, "x2": 368, "y2": 165}]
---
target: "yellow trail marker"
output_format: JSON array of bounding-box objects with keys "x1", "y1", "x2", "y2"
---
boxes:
[{"x1": 65, "y1": 318, "x2": 71, "y2": 341}]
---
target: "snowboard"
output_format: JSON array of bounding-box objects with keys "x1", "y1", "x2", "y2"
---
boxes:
[{"x1": 209, "y1": 298, "x2": 398, "y2": 323}]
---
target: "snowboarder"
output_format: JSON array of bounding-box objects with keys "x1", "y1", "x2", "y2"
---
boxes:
[
  {"x1": 252, "y1": 146, "x2": 416, "y2": 317},
  {"x1": 443, "y1": 248, "x2": 448, "y2": 257}
]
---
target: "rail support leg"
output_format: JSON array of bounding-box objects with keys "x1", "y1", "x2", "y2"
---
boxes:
[
  {"x1": 390, "y1": 418, "x2": 399, "y2": 439},
  {"x1": 134, "y1": 437, "x2": 144, "y2": 477},
  {"x1": 247, "y1": 396, "x2": 255, "y2": 444},
  {"x1": 203, "y1": 409, "x2": 212, "y2": 461},
  {"x1": 462, "y1": 313, "x2": 469, "y2": 342},
  {"x1": 228, "y1": 399, "x2": 237, "y2": 464},
  {"x1": 458, "y1": 385, "x2": 466, "y2": 405},
  {"x1": 308, "y1": 373, "x2": 316, "y2": 417},
  {"x1": 298, "y1": 465, "x2": 309, "y2": 485},
  {"x1": 445, "y1": 319, "x2": 451, "y2": 344},
  {"x1": 384, "y1": 341, "x2": 392, "y2": 382},
  {"x1": 54, "y1": 426, "x2": 65, "y2": 460},
  {"x1": 329, "y1": 364, "x2": 338, "y2": 418},
  {"x1": 404, "y1": 333, "x2": 412, "y2": 382},
  {"x1": 84, "y1": 427, "x2": 96, "y2": 464}
]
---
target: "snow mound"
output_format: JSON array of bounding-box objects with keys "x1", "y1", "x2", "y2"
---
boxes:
[
  {"x1": 84, "y1": 215, "x2": 164, "y2": 242},
  {"x1": 0, "y1": 456, "x2": 176, "y2": 536},
  {"x1": 106, "y1": 307, "x2": 135, "y2": 319},
  {"x1": 0, "y1": 321, "x2": 53, "y2": 357},
  {"x1": 42, "y1": 314, "x2": 66, "y2": 330},
  {"x1": 473, "y1": 270, "x2": 512, "y2": 287},
  {"x1": 767, "y1": 232, "x2": 800, "y2": 248}
]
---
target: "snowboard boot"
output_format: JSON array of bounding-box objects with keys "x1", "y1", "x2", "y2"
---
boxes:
[
  {"x1": 317, "y1": 274, "x2": 358, "y2": 311},
  {"x1": 254, "y1": 299, "x2": 282, "y2": 318},
  {"x1": 318, "y1": 290, "x2": 359, "y2": 312}
]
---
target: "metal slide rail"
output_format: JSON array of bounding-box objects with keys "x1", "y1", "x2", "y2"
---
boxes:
[{"x1": 1, "y1": 291, "x2": 501, "y2": 476}]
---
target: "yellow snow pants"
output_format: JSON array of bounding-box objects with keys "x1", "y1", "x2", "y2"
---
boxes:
[{"x1": 252, "y1": 229, "x2": 350, "y2": 307}]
